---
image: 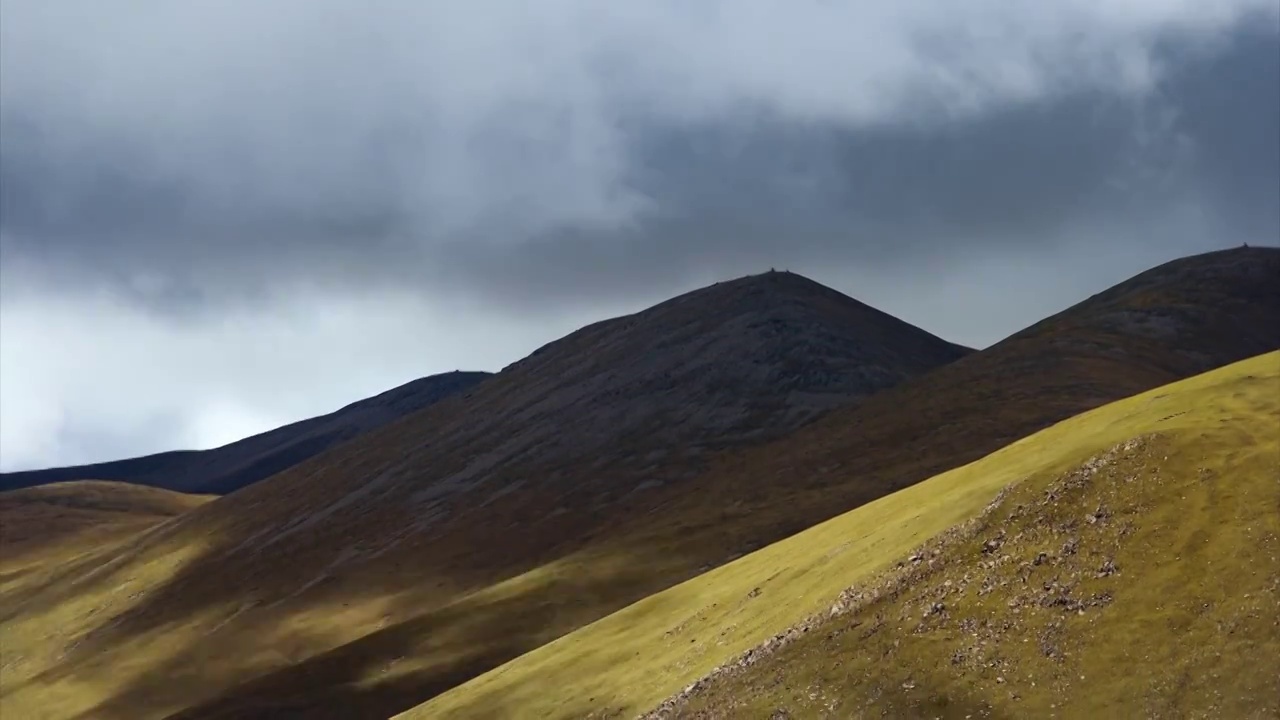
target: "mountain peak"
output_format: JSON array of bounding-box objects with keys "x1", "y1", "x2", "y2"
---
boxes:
[
  {"x1": 506, "y1": 269, "x2": 968, "y2": 378},
  {"x1": 638, "y1": 268, "x2": 869, "y2": 313}
]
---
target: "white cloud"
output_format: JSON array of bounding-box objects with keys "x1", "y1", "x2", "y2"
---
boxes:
[{"x1": 0, "y1": 275, "x2": 625, "y2": 470}]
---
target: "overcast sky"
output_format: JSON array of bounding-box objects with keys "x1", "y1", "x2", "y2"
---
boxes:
[{"x1": 1, "y1": 1, "x2": 1278, "y2": 472}]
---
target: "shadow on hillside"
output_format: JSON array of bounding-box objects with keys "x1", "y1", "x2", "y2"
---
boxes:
[
  {"x1": 18, "y1": 248, "x2": 1280, "y2": 720},
  {"x1": 16, "y1": 356, "x2": 1199, "y2": 720},
  {"x1": 42, "y1": 532, "x2": 692, "y2": 720}
]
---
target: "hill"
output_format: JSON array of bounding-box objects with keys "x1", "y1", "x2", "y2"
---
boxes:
[
  {"x1": 406, "y1": 351, "x2": 1280, "y2": 719},
  {"x1": 0, "y1": 481, "x2": 210, "y2": 616},
  {"x1": 0, "y1": 270, "x2": 970, "y2": 720},
  {"x1": 0, "y1": 370, "x2": 491, "y2": 495},
  {"x1": 3, "y1": 248, "x2": 1278, "y2": 720}
]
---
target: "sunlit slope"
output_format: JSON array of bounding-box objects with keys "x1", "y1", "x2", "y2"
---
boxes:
[
  {"x1": 0, "y1": 481, "x2": 212, "y2": 714},
  {"x1": 407, "y1": 351, "x2": 1280, "y2": 720},
  {"x1": 0, "y1": 480, "x2": 211, "y2": 591}
]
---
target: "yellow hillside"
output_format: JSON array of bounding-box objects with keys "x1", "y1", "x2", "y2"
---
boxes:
[
  {"x1": 407, "y1": 350, "x2": 1280, "y2": 719},
  {"x1": 0, "y1": 480, "x2": 211, "y2": 593},
  {"x1": 0, "y1": 481, "x2": 212, "y2": 717}
]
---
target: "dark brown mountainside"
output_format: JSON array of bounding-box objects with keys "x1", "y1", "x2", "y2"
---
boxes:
[
  {"x1": 1, "y1": 269, "x2": 969, "y2": 720},
  {"x1": 608, "y1": 247, "x2": 1280, "y2": 582},
  {"x1": 0, "y1": 370, "x2": 491, "y2": 495},
  {"x1": 412, "y1": 248, "x2": 1280, "y2": 720},
  {"x1": 4, "y1": 248, "x2": 1278, "y2": 720}
]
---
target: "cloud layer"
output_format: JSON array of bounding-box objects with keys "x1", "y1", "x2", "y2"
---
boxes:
[{"x1": 1, "y1": 1, "x2": 1277, "y2": 469}]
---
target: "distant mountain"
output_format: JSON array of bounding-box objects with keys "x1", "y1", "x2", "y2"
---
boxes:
[
  {"x1": 0, "y1": 370, "x2": 492, "y2": 495},
  {"x1": 7, "y1": 249, "x2": 1279, "y2": 720}
]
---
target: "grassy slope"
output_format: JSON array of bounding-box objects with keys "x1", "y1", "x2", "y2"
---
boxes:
[
  {"x1": 0, "y1": 481, "x2": 212, "y2": 586},
  {"x1": 407, "y1": 351, "x2": 1280, "y2": 720},
  {"x1": 0, "y1": 482, "x2": 212, "y2": 712}
]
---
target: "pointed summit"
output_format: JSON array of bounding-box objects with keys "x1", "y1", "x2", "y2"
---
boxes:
[{"x1": 505, "y1": 268, "x2": 971, "y2": 415}]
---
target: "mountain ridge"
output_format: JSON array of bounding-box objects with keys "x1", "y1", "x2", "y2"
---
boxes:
[
  {"x1": 0, "y1": 370, "x2": 492, "y2": 495},
  {"x1": 3, "y1": 248, "x2": 1278, "y2": 720},
  {"x1": 0, "y1": 268, "x2": 972, "y2": 720}
]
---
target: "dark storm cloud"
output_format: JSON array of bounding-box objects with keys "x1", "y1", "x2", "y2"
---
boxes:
[
  {"x1": 1, "y1": 2, "x2": 1277, "y2": 314},
  {"x1": 443, "y1": 28, "x2": 1280, "y2": 308}
]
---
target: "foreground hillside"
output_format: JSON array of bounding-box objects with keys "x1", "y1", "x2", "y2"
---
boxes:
[
  {"x1": 408, "y1": 350, "x2": 1280, "y2": 719},
  {"x1": 0, "y1": 271, "x2": 969, "y2": 720},
  {"x1": 0, "y1": 370, "x2": 491, "y2": 495}
]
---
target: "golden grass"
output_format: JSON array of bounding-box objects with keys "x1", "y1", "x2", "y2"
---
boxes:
[
  {"x1": 0, "y1": 481, "x2": 211, "y2": 593},
  {"x1": 0, "y1": 482, "x2": 214, "y2": 719},
  {"x1": 405, "y1": 351, "x2": 1280, "y2": 719}
]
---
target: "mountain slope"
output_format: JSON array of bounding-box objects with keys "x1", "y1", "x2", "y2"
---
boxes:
[
  {"x1": 3, "y1": 249, "x2": 1277, "y2": 720},
  {"x1": 0, "y1": 480, "x2": 210, "y2": 582},
  {"x1": 0, "y1": 481, "x2": 211, "y2": 673},
  {"x1": 0, "y1": 271, "x2": 970, "y2": 720},
  {"x1": 187, "y1": 246, "x2": 1280, "y2": 719},
  {"x1": 661, "y1": 351, "x2": 1280, "y2": 719},
  {"x1": 405, "y1": 350, "x2": 1280, "y2": 720},
  {"x1": 587, "y1": 246, "x2": 1280, "y2": 581},
  {"x1": 0, "y1": 370, "x2": 491, "y2": 495}
]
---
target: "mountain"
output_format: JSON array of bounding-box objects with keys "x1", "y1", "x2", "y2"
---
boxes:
[
  {"x1": 3, "y1": 248, "x2": 1278, "y2": 720},
  {"x1": 0, "y1": 370, "x2": 492, "y2": 495},
  {"x1": 183, "y1": 245, "x2": 1276, "y2": 720},
  {"x1": 0, "y1": 270, "x2": 971, "y2": 720},
  {"x1": 409, "y1": 351, "x2": 1280, "y2": 719}
]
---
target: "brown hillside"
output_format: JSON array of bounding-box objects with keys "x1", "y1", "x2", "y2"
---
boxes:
[
  {"x1": 2, "y1": 248, "x2": 1277, "y2": 720},
  {"x1": 616, "y1": 246, "x2": 1280, "y2": 567},
  {"x1": 0, "y1": 270, "x2": 969, "y2": 720},
  {"x1": 190, "y1": 246, "x2": 1279, "y2": 720}
]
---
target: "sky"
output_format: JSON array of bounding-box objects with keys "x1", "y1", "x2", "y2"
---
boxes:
[{"x1": 1, "y1": 1, "x2": 1278, "y2": 472}]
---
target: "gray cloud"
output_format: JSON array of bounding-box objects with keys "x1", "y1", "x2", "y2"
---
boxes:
[
  {"x1": 1, "y1": 1, "x2": 1277, "y2": 469},
  {"x1": 3, "y1": 1, "x2": 1277, "y2": 308}
]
